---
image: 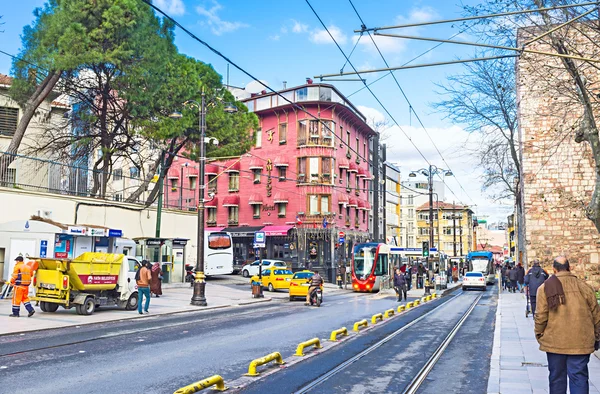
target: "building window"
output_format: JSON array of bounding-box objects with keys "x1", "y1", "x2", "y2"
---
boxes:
[
  {"x1": 297, "y1": 119, "x2": 335, "y2": 146},
  {"x1": 322, "y1": 120, "x2": 334, "y2": 145},
  {"x1": 0, "y1": 107, "x2": 18, "y2": 136},
  {"x1": 253, "y1": 204, "x2": 261, "y2": 219},
  {"x1": 207, "y1": 174, "x2": 217, "y2": 193},
  {"x1": 309, "y1": 157, "x2": 319, "y2": 183},
  {"x1": 207, "y1": 208, "x2": 217, "y2": 225},
  {"x1": 278, "y1": 167, "x2": 286, "y2": 181},
  {"x1": 408, "y1": 222, "x2": 414, "y2": 233},
  {"x1": 321, "y1": 157, "x2": 332, "y2": 184},
  {"x1": 346, "y1": 130, "x2": 351, "y2": 147},
  {"x1": 408, "y1": 195, "x2": 414, "y2": 205},
  {"x1": 190, "y1": 177, "x2": 197, "y2": 190},
  {"x1": 321, "y1": 195, "x2": 329, "y2": 214},
  {"x1": 277, "y1": 202, "x2": 287, "y2": 217},
  {"x1": 309, "y1": 195, "x2": 319, "y2": 215},
  {"x1": 363, "y1": 210, "x2": 366, "y2": 223},
  {"x1": 346, "y1": 172, "x2": 350, "y2": 191},
  {"x1": 113, "y1": 193, "x2": 123, "y2": 202},
  {"x1": 170, "y1": 178, "x2": 178, "y2": 191},
  {"x1": 298, "y1": 157, "x2": 306, "y2": 182},
  {"x1": 363, "y1": 179, "x2": 367, "y2": 190},
  {"x1": 307, "y1": 194, "x2": 330, "y2": 215},
  {"x1": 408, "y1": 236, "x2": 414, "y2": 246},
  {"x1": 228, "y1": 173, "x2": 239, "y2": 191},
  {"x1": 129, "y1": 167, "x2": 139, "y2": 179},
  {"x1": 252, "y1": 169, "x2": 261, "y2": 184},
  {"x1": 356, "y1": 137, "x2": 359, "y2": 156},
  {"x1": 255, "y1": 129, "x2": 262, "y2": 148},
  {"x1": 279, "y1": 123, "x2": 287, "y2": 144},
  {"x1": 228, "y1": 206, "x2": 239, "y2": 224},
  {"x1": 113, "y1": 168, "x2": 123, "y2": 181},
  {"x1": 443, "y1": 227, "x2": 454, "y2": 235},
  {"x1": 309, "y1": 120, "x2": 319, "y2": 138},
  {"x1": 363, "y1": 142, "x2": 366, "y2": 159}
]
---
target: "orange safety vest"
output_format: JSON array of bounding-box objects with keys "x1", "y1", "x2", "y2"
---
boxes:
[{"x1": 11, "y1": 262, "x2": 32, "y2": 287}]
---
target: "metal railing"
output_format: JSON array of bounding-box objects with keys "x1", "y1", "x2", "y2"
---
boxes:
[{"x1": 0, "y1": 151, "x2": 199, "y2": 210}]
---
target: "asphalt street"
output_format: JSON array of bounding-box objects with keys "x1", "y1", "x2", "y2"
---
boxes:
[{"x1": 0, "y1": 286, "x2": 424, "y2": 394}]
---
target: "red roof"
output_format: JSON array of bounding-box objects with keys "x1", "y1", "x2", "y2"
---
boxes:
[
  {"x1": 0, "y1": 73, "x2": 13, "y2": 85},
  {"x1": 416, "y1": 201, "x2": 470, "y2": 211},
  {"x1": 223, "y1": 195, "x2": 239, "y2": 206}
]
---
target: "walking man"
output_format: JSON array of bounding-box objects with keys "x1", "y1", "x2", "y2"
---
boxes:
[
  {"x1": 394, "y1": 268, "x2": 407, "y2": 302},
  {"x1": 517, "y1": 263, "x2": 526, "y2": 293},
  {"x1": 9, "y1": 256, "x2": 35, "y2": 317},
  {"x1": 417, "y1": 263, "x2": 424, "y2": 289},
  {"x1": 524, "y1": 259, "x2": 548, "y2": 317},
  {"x1": 535, "y1": 256, "x2": 600, "y2": 394},
  {"x1": 508, "y1": 265, "x2": 518, "y2": 293},
  {"x1": 136, "y1": 260, "x2": 152, "y2": 315}
]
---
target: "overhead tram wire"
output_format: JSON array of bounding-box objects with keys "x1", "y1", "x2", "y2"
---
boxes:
[
  {"x1": 304, "y1": 0, "x2": 467, "y2": 205},
  {"x1": 347, "y1": 0, "x2": 476, "y2": 205},
  {"x1": 139, "y1": 0, "x2": 365, "y2": 162}
]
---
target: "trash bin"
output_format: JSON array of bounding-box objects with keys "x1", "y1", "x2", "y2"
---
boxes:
[{"x1": 251, "y1": 281, "x2": 264, "y2": 298}]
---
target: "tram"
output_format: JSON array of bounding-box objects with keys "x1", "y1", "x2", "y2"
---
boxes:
[{"x1": 351, "y1": 243, "x2": 391, "y2": 292}]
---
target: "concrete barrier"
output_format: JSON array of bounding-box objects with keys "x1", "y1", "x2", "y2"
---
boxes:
[
  {"x1": 384, "y1": 309, "x2": 394, "y2": 318},
  {"x1": 431, "y1": 293, "x2": 437, "y2": 298},
  {"x1": 414, "y1": 299, "x2": 420, "y2": 306},
  {"x1": 245, "y1": 352, "x2": 285, "y2": 376},
  {"x1": 353, "y1": 319, "x2": 368, "y2": 332},
  {"x1": 371, "y1": 313, "x2": 383, "y2": 324},
  {"x1": 173, "y1": 375, "x2": 228, "y2": 393},
  {"x1": 421, "y1": 297, "x2": 428, "y2": 303},
  {"x1": 397, "y1": 305, "x2": 406, "y2": 313},
  {"x1": 294, "y1": 338, "x2": 323, "y2": 356},
  {"x1": 329, "y1": 327, "x2": 349, "y2": 342},
  {"x1": 406, "y1": 302, "x2": 414, "y2": 309}
]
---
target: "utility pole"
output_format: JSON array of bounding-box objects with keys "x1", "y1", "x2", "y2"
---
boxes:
[
  {"x1": 428, "y1": 165, "x2": 434, "y2": 270},
  {"x1": 155, "y1": 155, "x2": 164, "y2": 238},
  {"x1": 382, "y1": 144, "x2": 387, "y2": 243},
  {"x1": 372, "y1": 133, "x2": 380, "y2": 242},
  {"x1": 459, "y1": 213, "x2": 464, "y2": 256},
  {"x1": 452, "y1": 201, "x2": 457, "y2": 257}
]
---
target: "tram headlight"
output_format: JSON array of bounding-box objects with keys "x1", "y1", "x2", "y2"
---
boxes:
[{"x1": 366, "y1": 284, "x2": 371, "y2": 290}]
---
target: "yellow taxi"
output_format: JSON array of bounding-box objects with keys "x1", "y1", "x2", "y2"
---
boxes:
[
  {"x1": 250, "y1": 268, "x2": 294, "y2": 292},
  {"x1": 289, "y1": 270, "x2": 322, "y2": 301}
]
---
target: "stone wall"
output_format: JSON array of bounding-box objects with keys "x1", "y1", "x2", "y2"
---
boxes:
[{"x1": 517, "y1": 26, "x2": 600, "y2": 289}]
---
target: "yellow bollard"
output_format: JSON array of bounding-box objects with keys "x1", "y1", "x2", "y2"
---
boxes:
[
  {"x1": 245, "y1": 352, "x2": 285, "y2": 376},
  {"x1": 397, "y1": 305, "x2": 406, "y2": 313},
  {"x1": 384, "y1": 309, "x2": 395, "y2": 318},
  {"x1": 421, "y1": 297, "x2": 427, "y2": 303},
  {"x1": 406, "y1": 302, "x2": 413, "y2": 309},
  {"x1": 431, "y1": 293, "x2": 437, "y2": 298},
  {"x1": 371, "y1": 313, "x2": 383, "y2": 324},
  {"x1": 295, "y1": 338, "x2": 323, "y2": 356},
  {"x1": 173, "y1": 375, "x2": 228, "y2": 393},
  {"x1": 414, "y1": 299, "x2": 420, "y2": 306},
  {"x1": 329, "y1": 327, "x2": 349, "y2": 342},
  {"x1": 353, "y1": 319, "x2": 368, "y2": 332}
]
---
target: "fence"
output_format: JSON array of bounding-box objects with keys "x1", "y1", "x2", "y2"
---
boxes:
[{"x1": 0, "y1": 151, "x2": 199, "y2": 211}]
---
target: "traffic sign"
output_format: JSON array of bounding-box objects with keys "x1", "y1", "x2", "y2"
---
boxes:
[
  {"x1": 338, "y1": 237, "x2": 345, "y2": 244},
  {"x1": 338, "y1": 231, "x2": 345, "y2": 238},
  {"x1": 254, "y1": 231, "x2": 266, "y2": 248}
]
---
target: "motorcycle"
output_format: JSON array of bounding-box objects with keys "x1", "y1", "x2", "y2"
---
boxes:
[
  {"x1": 185, "y1": 264, "x2": 195, "y2": 287},
  {"x1": 309, "y1": 286, "x2": 323, "y2": 307}
]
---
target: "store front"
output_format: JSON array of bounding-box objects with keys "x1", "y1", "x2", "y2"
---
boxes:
[
  {"x1": 224, "y1": 226, "x2": 264, "y2": 264},
  {"x1": 134, "y1": 238, "x2": 188, "y2": 284},
  {"x1": 262, "y1": 225, "x2": 295, "y2": 264}
]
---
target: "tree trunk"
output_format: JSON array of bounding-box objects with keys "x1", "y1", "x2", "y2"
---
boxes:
[
  {"x1": 0, "y1": 71, "x2": 62, "y2": 184},
  {"x1": 125, "y1": 154, "x2": 161, "y2": 204}
]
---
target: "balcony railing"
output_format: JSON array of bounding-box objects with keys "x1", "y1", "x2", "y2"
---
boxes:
[{"x1": 297, "y1": 136, "x2": 335, "y2": 148}]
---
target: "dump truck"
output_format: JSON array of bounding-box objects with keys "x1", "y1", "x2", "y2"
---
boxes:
[{"x1": 32, "y1": 252, "x2": 140, "y2": 315}]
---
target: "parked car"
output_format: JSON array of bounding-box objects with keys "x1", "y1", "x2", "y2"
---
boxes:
[
  {"x1": 289, "y1": 270, "x2": 323, "y2": 301},
  {"x1": 250, "y1": 269, "x2": 294, "y2": 292},
  {"x1": 241, "y1": 259, "x2": 287, "y2": 278},
  {"x1": 462, "y1": 271, "x2": 487, "y2": 291}
]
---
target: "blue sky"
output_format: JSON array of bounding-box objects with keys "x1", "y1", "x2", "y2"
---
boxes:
[{"x1": 0, "y1": 0, "x2": 514, "y2": 223}]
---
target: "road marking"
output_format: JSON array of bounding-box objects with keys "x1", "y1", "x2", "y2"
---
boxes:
[
  {"x1": 78, "y1": 350, "x2": 85, "y2": 353},
  {"x1": 0, "y1": 366, "x2": 7, "y2": 369}
]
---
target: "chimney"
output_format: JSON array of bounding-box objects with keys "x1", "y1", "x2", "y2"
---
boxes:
[
  {"x1": 283, "y1": 81, "x2": 287, "y2": 89},
  {"x1": 306, "y1": 78, "x2": 313, "y2": 85}
]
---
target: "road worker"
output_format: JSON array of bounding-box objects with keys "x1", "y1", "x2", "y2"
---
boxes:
[{"x1": 9, "y1": 256, "x2": 35, "y2": 317}]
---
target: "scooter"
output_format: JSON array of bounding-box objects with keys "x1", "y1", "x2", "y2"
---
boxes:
[
  {"x1": 185, "y1": 264, "x2": 195, "y2": 287},
  {"x1": 309, "y1": 286, "x2": 323, "y2": 307}
]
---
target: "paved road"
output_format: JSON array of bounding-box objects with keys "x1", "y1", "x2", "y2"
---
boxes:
[
  {"x1": 0, "y1": 289, "x2": 423, "y2": 394},
  {"x1": 240, "y1": 286, "x2": 498, "y2": 394}
]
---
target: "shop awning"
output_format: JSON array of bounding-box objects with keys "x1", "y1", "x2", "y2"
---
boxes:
[
  {"x1": 205, "y1": 164, "x2": 219, "y2": 175},
  {"x1": 262, "y1": 225, "x2": 293, "y2": 236},
  {"x1": 338, "y1": 157, "x2": 349, "y2": 169},
  {"x1": 206, "y1": 227, "x2": 225, "y2": 232},
  {"x1": 223, "y1": 195, "x2": 239, "y2": 207},
  {"x1": 274, "y1": 156, "x2": 289, "y2": 167},
  {"x1": 223, "y1": 226, "x2": 264, "y2": 237},
  {"x1": 338, "y1": 194, "x2": 349, "y2": 204},
  {"x1": 225, "y1": 160, "x2": 241, "y2": 173},
  {"x1": 248, "y1": 194, "x2": 263, "y2": 205},
  {"x1": 205, "y1": 197, "x2": 218, "y2": 207},
  {"x1": 248, "y1": 158, "x2": 263, "y2": 170},
  {"x1": 273, "y1": 192, "x2": 288, "y2": 203},
  {"x1": 348, "y1": 197, "x2": 358, "y2": 207},
  {"x1": 348, "y1": 162, "x2": 358, "y2": 173}
]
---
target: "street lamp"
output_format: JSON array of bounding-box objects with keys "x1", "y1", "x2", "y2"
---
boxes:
[
  {"x1": 170, "y1": 89, "x2": 238, "y2": 306},
  {"x1": 408, "y1": 165, "x2": 453, "y2": 270}
]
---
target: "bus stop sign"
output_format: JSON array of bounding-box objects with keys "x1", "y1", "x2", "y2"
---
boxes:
[{"x1": 254, "y1": 231, "x2": 266, "y2": 248}]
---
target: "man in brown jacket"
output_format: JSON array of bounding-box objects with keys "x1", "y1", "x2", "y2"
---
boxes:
[
  {"x1": 534, "y1": 256, "x2": 600, "y2": 394},
  {"x1": 136, "y1": 260, "x2": 152, "y2": 315}
]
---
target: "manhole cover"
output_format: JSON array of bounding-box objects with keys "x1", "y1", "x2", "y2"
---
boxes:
[{"x1": 522, "y1": 362, "x2": 547, "y2": 367}]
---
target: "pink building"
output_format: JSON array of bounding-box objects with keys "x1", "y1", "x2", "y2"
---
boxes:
[{"x1": 164, "y1": 83, "x2": 376, "y2": 276}]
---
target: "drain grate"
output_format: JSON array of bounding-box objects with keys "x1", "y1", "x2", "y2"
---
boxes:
[{"x1": 522, "y1": 362, "x2": 547, "y2": 367}]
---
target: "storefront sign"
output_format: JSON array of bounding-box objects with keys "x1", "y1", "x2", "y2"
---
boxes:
[
  {"x1": 146, "y1": 239, "x2": 162, "y2": 246},
  {"x1": 266, "y1": 159, "x2": 273, "y2": 197},
  {"x1": 54, "y1": 234, "x2": 73, "y2": 259},
  {"x1": 108, "y1": 229, "x2": 123, "y2": 237},
  {"x1": 67, "y1": 226, "x2": 87, "y2": 236},
  {"x1": 173, "y1": 239, "x2": 188, "y2": 247},
  {"x1": 88, "y1": 228, "x2": 107, "y2": 237}
]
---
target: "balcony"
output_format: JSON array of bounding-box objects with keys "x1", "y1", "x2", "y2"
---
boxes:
[{"x1": 297, "y1": 136, "x2": 334, "y2": 148}]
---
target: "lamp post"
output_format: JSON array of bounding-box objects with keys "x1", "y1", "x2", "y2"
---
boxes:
[
  {"x1": 170, "y1": 89, "x2": 237, "y2": 306},
  {"x1": 409, "y1": 165, "x2": 453, "y2": 270}
]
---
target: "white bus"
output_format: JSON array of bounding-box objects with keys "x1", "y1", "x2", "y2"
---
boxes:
[{"x1": 205, "y1": 232, "x2": 234, "y2": 276}]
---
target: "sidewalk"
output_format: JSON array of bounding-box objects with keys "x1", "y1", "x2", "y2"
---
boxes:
[{"x1": 487, "y1": 291, "x2": 600, "y2": 394}]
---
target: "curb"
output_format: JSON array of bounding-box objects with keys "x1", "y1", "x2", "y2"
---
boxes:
[{"x1": 0, "y1": 297, "x2": 273, "y2": 337}]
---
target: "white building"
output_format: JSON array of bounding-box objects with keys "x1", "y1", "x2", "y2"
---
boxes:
[{"x1": 399, "y1": 179, "x2": 445, "y2": 248}]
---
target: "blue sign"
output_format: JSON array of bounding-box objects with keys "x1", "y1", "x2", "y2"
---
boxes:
[
  {"x1": 40, "y1": 240, "x2": 48, "y2": 258},
  {"x1": 338, "y1": 237, "x2": 345, "y2": 244},
  {"x1": 254, "y1": 231, "x2": 266, "y2": 248},
  {"x1": 108, "y1": 229, "x2": 123, "y2": 237},
  {"x1": 323, "y1": 218, "x2": 328, "y2": 228}
]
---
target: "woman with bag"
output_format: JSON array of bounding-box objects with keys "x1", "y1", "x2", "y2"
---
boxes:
[{"x1": 150, "y1": 262, "x2": 163, "y2": 298}]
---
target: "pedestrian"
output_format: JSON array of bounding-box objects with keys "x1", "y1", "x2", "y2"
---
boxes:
[
  {"x1": 150, "y1": 262, "x2": 163, "y2": 298},
  {"x1": 405, "y1": 265, "x2": 412, "y2": 291},
  {"x1": 8, "y1": 256, "x2": 35, "y2": 318},
  {"x1": 502, "y1": 263, "x2": 510, "y2": 291},
  {"x1": 336, "y1": 264, "x2": 343, "y2": 289},
  {"x1": 446, "y1": 265, "x2": 452, "y2": 285},
  {"x1": 393, "y1": 268, "x2": 407, "y2": 302},
  {"x1": 524, "y1": 259, "x2": 548, "y2": 317},
  {"x1": 534, "y1": 256, "x2": 600, "y2": 394},
  {"x1": 508, "y1": 265, "x2": 518, "y2": 293},
  {"x1": 517, "y1": 263, "x2": 526, "y2": 293},
  {"x1": 136, "y1": 260, "x2": 152, "y2": 315},
  {"x1": 417, "y1": 263, "x2": 424, "y2": 289},
  {"x1": 452, "y1": 264, "x2": 458, "y2": 283}
]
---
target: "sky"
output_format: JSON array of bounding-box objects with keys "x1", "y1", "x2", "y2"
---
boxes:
[{"x1": 0, "y1": 0, "x2": 515, "y2": 223}]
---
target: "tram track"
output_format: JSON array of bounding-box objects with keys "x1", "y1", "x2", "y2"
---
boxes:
[{"x1": 290, "y1": 290, "x2": 484, "y2": 394}]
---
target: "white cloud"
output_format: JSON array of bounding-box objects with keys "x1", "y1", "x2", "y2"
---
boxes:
[
  {"x1": 154, "y1": 0, "x2": 185, "y2": 16},
  {"x1": 269, "y1": 35, "x2": 281, "y2": 41},
  {"x1": 292, "y1": 20, "x2": 309, "y2": 33},
  {"x1": 357, "y1": 105, "x2": 386, "y2": 126},
  {"x1": 398, "y1": 6, "x2": 438, "y2": 25},
  {"x1": 310, "y1": 25, "x2": 347, "y2": 45},
  {"x1": 196, "y1": 0, "x2": 248, "y2": 35}
]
